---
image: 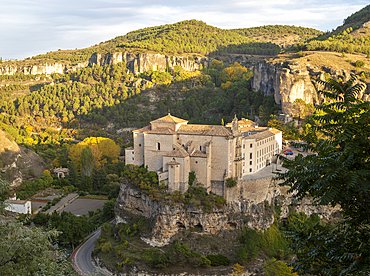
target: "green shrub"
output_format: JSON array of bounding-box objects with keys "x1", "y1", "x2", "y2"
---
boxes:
[
  {"x1": 143, "y1": 241, "x2": 210, "y2": 269},
  {"x1": 237, "y1": 228, "x2": 260, "y2": 264},
  {"x1": 188, "y1": 171, "x2": 196, "y2": 186},
  {"x1": 206, "y1": 254, "x2": 230, "y2": 266},
  {"x1": 355, "y1": 60, "x2": 365, "y2": 67},
  {"x1": 259, "y1": 220, "x2": 288, "y2": 259},
  {"x1": 226, "y1": 177, "x2": 237, "y2": 188},
  {"x1": 361, "y1": 71, "x2": 370, "y2": 79},
  {"x1": 101, "y1": 241, "x2": 112, "y2": 253}
]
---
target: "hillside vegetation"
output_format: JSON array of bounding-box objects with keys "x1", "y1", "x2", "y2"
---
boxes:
[
  {"x1": 8, "y1": 20, "x2": 324, "y2": 65},
  {"x1": 296, "y1": 4, "x2": 370, "y2": 55},
  {"x1": 0, "y1": 60, "x2": 278, "y2": 135},
  {"x1": 233, "y1": 25, "x2": 323, "y2": 47},
  {"x1": 113, "y1": 20, "x2": 280, "y2": 55}
]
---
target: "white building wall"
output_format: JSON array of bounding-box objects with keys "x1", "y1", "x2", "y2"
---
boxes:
[{"x1": 5, "y1": 201, "x2": 31, "y2": 214}]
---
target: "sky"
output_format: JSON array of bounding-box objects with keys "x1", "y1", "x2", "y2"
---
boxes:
[{"x1": 1, "y1": 0, "x2": 368, "y2": 60}]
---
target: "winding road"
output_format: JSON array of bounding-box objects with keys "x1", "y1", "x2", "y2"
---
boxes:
[{"x1": 71, "y1": 228, "x2": 108, "y2": 275}]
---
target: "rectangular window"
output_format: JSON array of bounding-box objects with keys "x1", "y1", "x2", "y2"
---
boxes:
[
  {"x1": 243, "y1": 144, "x2": 245, "y2": 149},
  {"x1": 250, "y1": 143, "x2": 252, "y2": 148},
  {"x1": 157, "y1": 142, "x2": 161, "y2": 151},
  {"x1": 250, "y1": 161, "x2": 252, "y2": 165},
  {"x1": 250, "y1": 153, "x2": 252, "y2": 159},
  {"x1": 250, "y1": 168, "x2": 252, "y2": 172}
]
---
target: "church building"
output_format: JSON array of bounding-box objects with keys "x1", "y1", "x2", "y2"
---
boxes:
[{"x1": 125, "y1": 114, "x2": 282, "y2": 195}]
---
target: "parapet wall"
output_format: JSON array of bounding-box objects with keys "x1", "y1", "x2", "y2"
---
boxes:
[{"x1": 226, "y1": 177, "x2": 278, "y2": 204}]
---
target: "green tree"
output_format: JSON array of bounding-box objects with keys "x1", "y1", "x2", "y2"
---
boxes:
[
  {"x1": 276, "y1": 75, "x2": 370, "y2": 275},
  {"x1": 0, "y1": 180, "x2": 74, "y2": 275}
]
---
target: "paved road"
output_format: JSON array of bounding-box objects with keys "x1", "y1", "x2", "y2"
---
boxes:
[{"x1": 72, "y1": 227, "x2": 110, "y2": 276}]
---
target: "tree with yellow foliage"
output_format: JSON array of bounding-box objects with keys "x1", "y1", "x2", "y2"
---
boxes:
[
  {"x1": 219, "y1": 62, "x2": 251, "y2": 84},
  {"x1": 231, "y1": 263, "x2": 246, "y2": 276},
  {"x1": 68, "y1": 137, "x2": 120, "y2": 172}
]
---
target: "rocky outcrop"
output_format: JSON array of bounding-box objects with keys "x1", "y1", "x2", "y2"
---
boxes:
[
  {"x1": 0, "y1": 129, "x2": 46, "y2": 185},
  {"x1": 252, "y1": 59, "x2": 370, "y2": 114},
  {"x1": 0, "y1": 61, "x2": 88, "y2": 76},
  {"x1": 0, "y1": 129, "x2": 20, "y2": 154},
  {"x1": 252, "y1": 60, "x2": 321, "y2": 114},
  {"x1": 115, "y1": 183, "x2": 274, "y2": 246},
  {"x1": 0, "y1": 52, "x2": 206, "y2": 77},
  {"x1": 115, "y1": 178, "x2": 339, "y2": 247},
  {"x1": 89, "y1": 52, "x2": 207, "y2": 74}
]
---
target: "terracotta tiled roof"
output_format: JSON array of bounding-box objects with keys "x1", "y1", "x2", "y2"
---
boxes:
[
  {"x1": 190, "y1": 149, "x2": 208, "y2": 158},
  {"x1": 226, "y1": 118, "x2": 257, "y2": 128},
  {"x1": 241, "y1": 126, "x2": 269, "y2": 133},
  {"x1": 133, "y1": 125, "x2": 151, "y2": 133},
  {"x1": 164, "y1": 146, "x2": 189, "y2": 158},
  {"x1": 5, "y1": 199, "x2": 29, "y2": 204},
  {"x1": 249, "y1": 130, "x2": 277, "y2": 141},
  {"x1": 133, "y1": 125, "x2": 176, "y2": 134},
  {"x1": 178, "y1": 125, "x2": 232, "y2": 136},
  {"x1": 125, "y1": 147, "x2": 134, "y2": 150},
  {"x1": 269, "y1": 128, "x2": 282, "y2": 135},
  {"x1": 146, "y1": 127, "x2": 175, "y2": 135},
  {"x1": 150, "y1": 114, "x2": 188, "y2": 124}
]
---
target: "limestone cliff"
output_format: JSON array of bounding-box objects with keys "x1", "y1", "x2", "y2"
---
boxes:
[
  {"x1": 115, "y1": 182, "x2": 274, "y2": 247},
  {"x1": 89, "y1": 52, "x2": 207, "y2": 74},
  {"x1": 0, "y1": 129, "x2": 46, "y2": 185},
  {"x1": 252, "y1": 60, "x2": 321, "y2": 114},
  {"x1": 252, "y1": 54, "x2": 370, "y2": 114},
  {"x1": 0, "y1": 52, "x2": 206, "y2": 77},
  {"x1": 0, "y1": 62, "x2": 88, "y2": 76},
  {"x1": 115, "y1": 178, "x2": 338, "y2": 247}
]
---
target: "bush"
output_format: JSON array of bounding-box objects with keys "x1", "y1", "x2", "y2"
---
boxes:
[
  {"x1": 355, "y1": 60, "x2": 365, "y2": 67},
  {"x1": 143, "y1": 241, "x2": 210, "y2": 269},
  {"x1": 206, "y1": 254, "x2": 230, "y2": 266},
  {"x1": 226, "y1": 177, "x2": 237, "y2": 188},
  {"x1": 237, "y1": 228, "x2": 260, "y2": 264},
  {"x1": 101, "y1": 241, "x2": 112, "y2": 253}
]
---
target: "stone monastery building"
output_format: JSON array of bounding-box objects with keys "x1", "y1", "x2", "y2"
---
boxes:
[{"x1": 125, "y1": 114, "x2": 282, "y2": 194}]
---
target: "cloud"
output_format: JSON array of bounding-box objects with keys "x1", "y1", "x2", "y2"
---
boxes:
[{"x1": 0, "y1": 0, "x2": 368, "y2": 60}]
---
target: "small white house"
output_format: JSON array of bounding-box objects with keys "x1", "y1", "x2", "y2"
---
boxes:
[{"x1": 5, "y1": 199, "x2": 32, "y2": 214}]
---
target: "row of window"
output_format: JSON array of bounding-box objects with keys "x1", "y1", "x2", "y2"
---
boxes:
[{"x1": 242, "y1": 143, "x2": 253, "y2": 149}]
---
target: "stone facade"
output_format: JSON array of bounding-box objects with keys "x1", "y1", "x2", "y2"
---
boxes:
[{"x1": 125, "y1": 114, "x2": 282, "y2": 194}]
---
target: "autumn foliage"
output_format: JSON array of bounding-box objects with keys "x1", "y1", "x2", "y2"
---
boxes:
[{"x1": 69, "y1": 137, "x2": 120, "y2": 170}]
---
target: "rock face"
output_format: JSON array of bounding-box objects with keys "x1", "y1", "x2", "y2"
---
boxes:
[
  {"x1": 115, "y1": 182, "x2": 274, "y2": 246},
  {"x1": 115, "y1": 176, "x2": 340, "y2": 247},
  {"x1": 0, "y1": 129, "x2": 20, "y2": 154},
  {"x1": 0, "y1": 52, "x2": 206, "y2": 77},
  {"x1": 252, "y1": 60, "x2": 320, "y2": 114},
  {"x1": 89, "y1": 52, "x2": 207, "y2": 75},
  {"x1": 0, "y1": 130, "x2": 46, "y2": 185},
  {"x1": 252, "y1": 59, "x2": 370, "y2": 114},
  {"x1": 0, "y1": 62, "x2": 88, "y2": 76}
]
